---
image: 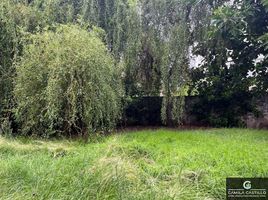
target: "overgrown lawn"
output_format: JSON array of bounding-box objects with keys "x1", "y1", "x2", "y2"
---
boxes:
[{"x1": 0, "y1": 129, "x2": 267, "y2": 200}]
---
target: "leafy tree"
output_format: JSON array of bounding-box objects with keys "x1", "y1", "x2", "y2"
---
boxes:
[
  {"x1": 0, "y1": 0, "x2": 50, "y2": 134},
  {"x1": 161, "y1": 24, "x2": 189, "y2": 126},
  {"x1": 0, "y1": 1, "x2": 20, "y2": 133},
  {"x1": 124, "y1": 0, "x2": 163, "y2": 97},
  {"x1": 191, "y1": 0, "x2": 268, "y2": 127},
  {"x1": 82, "y1": 0, "x2": 130, "y2": 57},
  {"x1": 2, "y1": 0, "x2": 266, "y2": 130},
  {"x1": 0, "y1": 19, "x2": 15, "y2": 125},
  {"x1": 14, "y1": 25, "x2": 123, "y2": 137},
  {"x1": 123, "y1": 0, "x2": 192, "y2": 125}
]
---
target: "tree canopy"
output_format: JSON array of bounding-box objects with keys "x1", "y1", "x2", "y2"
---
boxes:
[
  {"x1": 14, "y1": 25, "x2": 123, "y2": 136},
  {"x1": 0, "y1": 0, "x2": 268, "y2": 135},
  {"x1": 190, "y1": 0, "x2": 268, "y2": 126}
]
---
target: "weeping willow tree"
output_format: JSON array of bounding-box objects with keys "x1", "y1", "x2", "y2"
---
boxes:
[
  {"x1": 124, "y1": 0, "x2": 163, "y2": 96},
  {"x1": 0, "y1": 0, "x2": 23, "y2": 133},
  {"x1": 14, "y1": 25, "x2": 123, "y2": 137},
  {"x1": 159, "y1": 0, "x2": 232, "y2": 126},
  {"x1": 81, "y1": 0, "x2": 130, "y2": 58},
  {"x1": 159, "y1": 1, "x2": 190, "y2": 126},
  {"x1": 2, "y1": 0, "x2": 248, "y2": 131},
  {"x1": 123, "y1": 0, "x2": 191, "y2": 125},
  {"x1": 0, "y1": 17, "x2": 16, "y2": 132},
  {"x1": 161, "y1": 24, "x2": 189, "y2": 126}
]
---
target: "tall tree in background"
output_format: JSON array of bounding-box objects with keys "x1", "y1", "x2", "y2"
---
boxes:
[
  {"x1": 259, "y1": 0, "x2": 268, "y2": 93},
  {"x1": 124, "y1": 0, "x2": 162, "y2": 96},
  {"x1": 1, "y1": 0, "x2": 267, "y2": 133},
  {"x1": 0, "y1": 1, "x2": 20, "y2": 131},
  {"x1": 161, "y1": 24, "x2": 189, "y2": 126},
  {"x1": 123, "y1": 0, "x2": 192, "y2": 125},
  {"x1": 191, "y1": 0, "x2": 268, "y2": 126},
  {"x1": 82, "y1": 0, "x2": 130, "y2": 58},
  {"x1": 161, "y1": 1, "x2": 190, "y2": 126},
  {"x1": 0, "y1": 0, "x2": 48, "y2": 133},
  {"x1": 0, "y1": 17, "x2": 16, "y2": 125}
]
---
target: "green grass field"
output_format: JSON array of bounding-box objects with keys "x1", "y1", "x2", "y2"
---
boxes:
[{"x1": 0, "y1": 129, "x2": 267, "y2": 200}]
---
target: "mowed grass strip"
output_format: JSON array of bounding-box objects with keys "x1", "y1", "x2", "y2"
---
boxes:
[{"x1": 0, "y1": 129, "x2": 267, "y2": 200}]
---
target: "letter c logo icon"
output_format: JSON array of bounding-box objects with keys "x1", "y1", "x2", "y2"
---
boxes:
[{"x1": 243, "y1": 181, "x2": 251, "y2": 190}]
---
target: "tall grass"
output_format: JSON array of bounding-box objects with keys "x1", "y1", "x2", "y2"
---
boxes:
[{"x1": 0, "y1": 129, "x2": 267, "y2": 199}]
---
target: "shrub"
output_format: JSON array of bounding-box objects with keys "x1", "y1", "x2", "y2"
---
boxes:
[
  {"x1": 14, "y1": 25, "x2": 123, "y2": 137},
  {"x1": 0, "y1": 118, "x2": 13, "y2": 136}
]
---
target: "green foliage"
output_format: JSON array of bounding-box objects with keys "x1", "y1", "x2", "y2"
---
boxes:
[
  {"x1": 0, "y1": 0, "x2": 48, "y2": 134},
  {"x1": 81, "y1": 0, "x2": 130, "y2": 58},
  {"x1": 191, "y1": 0, "x2": 268, "y2": 127},
  {"x1": 0, "y1": 129, "x2": 267, "y2": 199},
  {"x1": 262, "y1": 0, "x2": 268, "y2": 8},
  {"x1": 1, "y1": 0, "x2": 268, "y2": 130},
  {"x1": 123, "y1": 0, "x2": 192, "y2": 125},
  {"x1": 161, "y1": 21, "x2": 189, "y2": 126},
  {"x1": 0, "y1": 118, "x2": 13, "y2": 136},
  {"x1": 14, "y1": 25, "x2": 123, "y2": 136},
  {"x1": 0, "y1": 20, "x2": 15, "y2": 117},
  {"x1": 0, "y1": 0, "x2": 47, "y2": 32},
  {"x1": 0, "y1": 1, "x2": 20, "y2": 132}
]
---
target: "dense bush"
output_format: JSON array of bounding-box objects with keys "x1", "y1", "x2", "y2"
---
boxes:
[{"x1": 14, "y1": 25, "x2": 123, "y2": 137}]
